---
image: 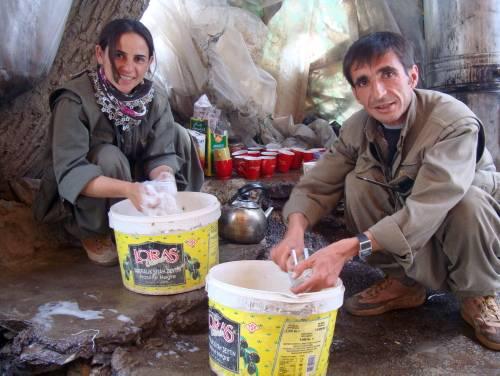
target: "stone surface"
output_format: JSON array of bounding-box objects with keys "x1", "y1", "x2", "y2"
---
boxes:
[
  {"x1": 0, "y1": 247, "x2": 202, "y2": 374},
  {"x1": 0, "y1": 199, "x2": 79, "y2": 268},
  {"x1": 0, "y1": 237, "x2": 266, "y2": 375},
  {"x1": 109, "y1": 334, "x2": 210, "y2": 376},
  {"x1": 219, "y1": 238, "x2": 267, "y2": 263},
  {"x1": 0, "y1": 175, "x2": 499, "y2": 375},
  {"x1": 102, "y1": 275, "x2": 500, "y2": 376},
  {"x1": 201, "y1": 171, "x2": 302, "y2": 209}
]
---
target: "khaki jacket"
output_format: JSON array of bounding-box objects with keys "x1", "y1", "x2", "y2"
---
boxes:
[
  {"x1": 34, "y1": 72, "x2": 200, "y2": 222},
  {"x1": 283, "y1": 89, "x2": 498, "y2": 268}
]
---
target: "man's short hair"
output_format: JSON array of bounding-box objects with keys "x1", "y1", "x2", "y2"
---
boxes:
[{"x1": 342, "y1": 31, "x2": 415, "y2": 87}]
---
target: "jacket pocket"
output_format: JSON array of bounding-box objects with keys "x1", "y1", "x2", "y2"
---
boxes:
[
  {"x1": 354, "y1": 153, "x2": 386, "y2": 182},
  {"x1": 391, "y1": 161, "x2": 420, "y2": 200},
  {"x1": 394, "y1": 161, "x2": 420, "y2": 182}
]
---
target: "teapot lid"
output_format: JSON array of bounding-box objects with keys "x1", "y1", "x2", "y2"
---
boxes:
[
  {"x1": 231, "y1": 198, "x2": 260, "y2": 209},
  {"x1": 229, "y1": 182, "x2": 267, "y2": 209}
]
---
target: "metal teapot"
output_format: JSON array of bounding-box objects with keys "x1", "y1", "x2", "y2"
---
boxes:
[{"x1": 219, "y1": 182, "x2": 274, "y2": 244}]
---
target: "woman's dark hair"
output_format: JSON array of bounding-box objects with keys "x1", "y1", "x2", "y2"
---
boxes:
[
  {"x1": 342, "y1": 31, "x2": 415, "y2": 87},
  {"x1": 97, "y1": 18, "x2": 155, "y2": 81}
]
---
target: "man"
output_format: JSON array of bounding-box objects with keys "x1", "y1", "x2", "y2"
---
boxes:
[{"x1": 271, "y1": 31, "x2": 500, "y2": 351}]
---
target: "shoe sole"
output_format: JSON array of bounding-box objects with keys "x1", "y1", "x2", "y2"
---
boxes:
[
  {"x1": 345, "y1": 290, "x2": 427, "y2": 317},
  {"x1": 86, "y1": 250, "x2": 119, "y2": 266},
  {"x1": 460, "y1": 309, "x2": 500, "y2": 351},
  {"x1": 88, "y1": 258, "x2": 119, "y2": 267},
  {"x1": 82, "y1": 241, "x2": 118, "y2": 266}
]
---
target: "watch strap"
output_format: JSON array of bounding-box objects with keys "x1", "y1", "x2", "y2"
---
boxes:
[{"x1": 355, "y1": 233, "x2": 372, "y2": 261}]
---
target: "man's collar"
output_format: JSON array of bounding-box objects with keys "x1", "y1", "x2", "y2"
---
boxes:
[{"x1": 402, "y1": 90, "x2": 418, "y2": 137}]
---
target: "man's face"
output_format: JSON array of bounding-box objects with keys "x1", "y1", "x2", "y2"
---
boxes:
[{"x1": 350, "y1": 50, "x2": 418, "y2": 126}]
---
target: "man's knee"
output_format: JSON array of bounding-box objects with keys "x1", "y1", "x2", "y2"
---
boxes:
[
  {"x1": 87, "y1": 144, "x2": 131, "y2": 180},
  {"x1": 447, "y1": 186, "x2": 495, "y2": 228},
  {"x1": 344, "y1": 170, "x2": 394, "y2": 233},
  {"x1": 345, "y1": 171, "x2": 392, "y2": 209}
]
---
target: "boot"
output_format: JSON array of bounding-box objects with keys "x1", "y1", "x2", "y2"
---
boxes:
[
  {"x1": 460, "y1": 296, "x2": 500, "y2": 351},
  {"x1": 345, "y1": 276, "x2": 426, "y2": 316},
  {"x1": 81, "y1": 235, "x2": 118, "y2": 266}
]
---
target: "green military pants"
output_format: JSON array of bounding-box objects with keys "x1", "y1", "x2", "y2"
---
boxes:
[
  {"x1": 66, "y1": 123, "x2": 204, "y2": 239},
  {"x1": 343, "y1": 170, "x2": 500, "y2": 298}
]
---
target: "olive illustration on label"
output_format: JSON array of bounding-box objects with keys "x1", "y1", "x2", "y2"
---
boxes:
[
  {"x1": 184, "y1": 253, "x2": 201, "y2": 280},
  {"x1": 249, "y1": 352, "x2": 260, "y2": 363},
  {"x1": 247, "y1": 363, "x2": 257, "y2": 375},
  {"x1": 240, "y1": 336, "x2": 260, "y2": 375},
  {"x1": 122, "y1": 255, "x2": 132, "y2": 280}
]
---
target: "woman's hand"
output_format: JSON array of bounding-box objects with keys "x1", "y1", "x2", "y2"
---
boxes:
[
  {"x1": 270, "y1": 213, "x2": 309, "y2": 272},
  {"x1": 125, "y1": 182, "x2": 162, "y2": 212},
  {"x1": 149, "y1": 165, "x2": 174, "y2": 181},
  {"x1": 82, "y1": 176, "x2": 140, "y2": 207},
  {"x1": 289, "y1": 237, "x2": 358, "y2": 294},
  {"x1": 125, "y1": 182, "x2": 145, "y2": 211}
]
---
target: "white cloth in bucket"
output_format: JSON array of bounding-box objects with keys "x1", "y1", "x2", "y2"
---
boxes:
[{"x1": 140, "y1": 180, "x2": 182, "y2": 216}]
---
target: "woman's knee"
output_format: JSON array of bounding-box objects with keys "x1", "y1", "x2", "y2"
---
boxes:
[
  {"x1": 173, "y1": 122, "x2": 191, "y2": 154},
  {"x1": 87, "y1": 144, "x2": 131, "y2": 179}
]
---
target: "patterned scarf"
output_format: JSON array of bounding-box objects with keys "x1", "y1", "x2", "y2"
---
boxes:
[{"x1": 89, "y1": 67, "x2": 154, "y2": 132}]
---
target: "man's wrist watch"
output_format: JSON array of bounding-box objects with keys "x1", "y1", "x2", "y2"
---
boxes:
[{"x1": 355, "y1": 233, "x2": 372, "y2": 261}]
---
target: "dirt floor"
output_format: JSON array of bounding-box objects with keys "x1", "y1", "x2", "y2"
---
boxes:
[{"x1": 0, "y1": 174, "x2": 499, "y2": 375}]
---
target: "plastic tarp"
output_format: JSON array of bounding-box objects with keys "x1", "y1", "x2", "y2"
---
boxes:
[
  {"x1": 0, "y1": 0, "x2": 72, "y2": 102},
  {"x1": 262, "y1": 0, "x2": 425, "y2": 125},
  {"x1": 142, "y1": 0, "x2": 277, "y2": 121},
  {"x1": 143, "y1": 0, "x2": 425, "y2": 148}
]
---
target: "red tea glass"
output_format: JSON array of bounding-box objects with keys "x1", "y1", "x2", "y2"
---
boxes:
[
  {"x1": 261, "y1": 156, "x2": 277, "y2": 177},
  {"x1": 242, "y1": 156, "x2": 261, "y2": 180},
  {"x1": 290, "y1": 148, "x2": 304, "y2": 169},
  {"x1": 277, "y1": 149, "x2": 294, "y2": 173},
  {"x1": 215, "y1": 159, "x2": 233, "y2": 179}
]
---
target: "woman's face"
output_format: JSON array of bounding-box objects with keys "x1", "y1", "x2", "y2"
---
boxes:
[{"x1": 95, "y1": 32, "x2": 153, "y2": 94}]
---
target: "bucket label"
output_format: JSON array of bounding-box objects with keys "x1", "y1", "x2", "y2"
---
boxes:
[
  {"x1": 208, "y1": 307, "x2": 240, "y2": 372},
  {"x1": 127, "y1": 242, "x2": 185, "y2": 286},
  {"x1": 273, "y1": 318, "x2": 330, "y2": 375},
  {"x1": 208, "y1": 301, "x2": 338, "y2": 376}
]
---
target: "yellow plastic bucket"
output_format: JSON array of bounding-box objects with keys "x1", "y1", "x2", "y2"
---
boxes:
[
  {"x1": 108, "y1": 192, "x2": 220, "y2": 295},
  {"x1": 206, "y1": 260, "x2": 344, "y2": 376}
]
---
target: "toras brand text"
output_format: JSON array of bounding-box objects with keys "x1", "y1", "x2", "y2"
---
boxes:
[
  {"x1": 134, "y1": 247, "x2": 180, "y2": 267},
  {"x1": 209, "y1": 311, "x2": 236, "y2": 343}
]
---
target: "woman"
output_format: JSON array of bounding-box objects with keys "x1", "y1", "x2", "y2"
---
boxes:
[{"x1": 34, "y1": 19, "x2": 204, "y2": 265}]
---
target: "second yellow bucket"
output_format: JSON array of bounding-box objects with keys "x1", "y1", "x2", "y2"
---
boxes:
[{"x1": 206, "y1": 260, "x2": 344, "y2": 376}]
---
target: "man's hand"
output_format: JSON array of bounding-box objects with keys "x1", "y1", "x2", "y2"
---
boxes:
[
  {"x1": 270, "y1": 213, "x2": 309, "y2": 271},
  {"x1": 289, "y1": 237, "x2": 358, "y2": 294}
]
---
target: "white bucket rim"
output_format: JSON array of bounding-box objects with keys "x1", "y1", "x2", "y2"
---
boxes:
[
  {"x1": 206, "y1": 260, "x2": 344, "y2": 315},
  {"x1": 109, "y1": 191, "x2": 220, "y2": 225}
]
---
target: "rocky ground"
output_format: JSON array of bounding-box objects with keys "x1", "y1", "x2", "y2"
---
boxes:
[{"x1": 0, "y1": 174, "x2": 499, "y2": 375}]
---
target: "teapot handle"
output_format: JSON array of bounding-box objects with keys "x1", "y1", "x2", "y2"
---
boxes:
[{"x1": 230, "y1": 182, "x2": 267, "y2": 204}]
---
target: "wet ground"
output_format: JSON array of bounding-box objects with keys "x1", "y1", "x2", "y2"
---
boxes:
[
  {"x1": 0, "y1": 173, "x2": 499, "y2": 375},
  {"x1": 1, "y1": 233, "x2": 499, "y2": 375}
]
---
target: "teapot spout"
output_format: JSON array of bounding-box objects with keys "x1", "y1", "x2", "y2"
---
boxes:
[{"x1": 264, "y1": 207, "x2": 274, "y2": 218}]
